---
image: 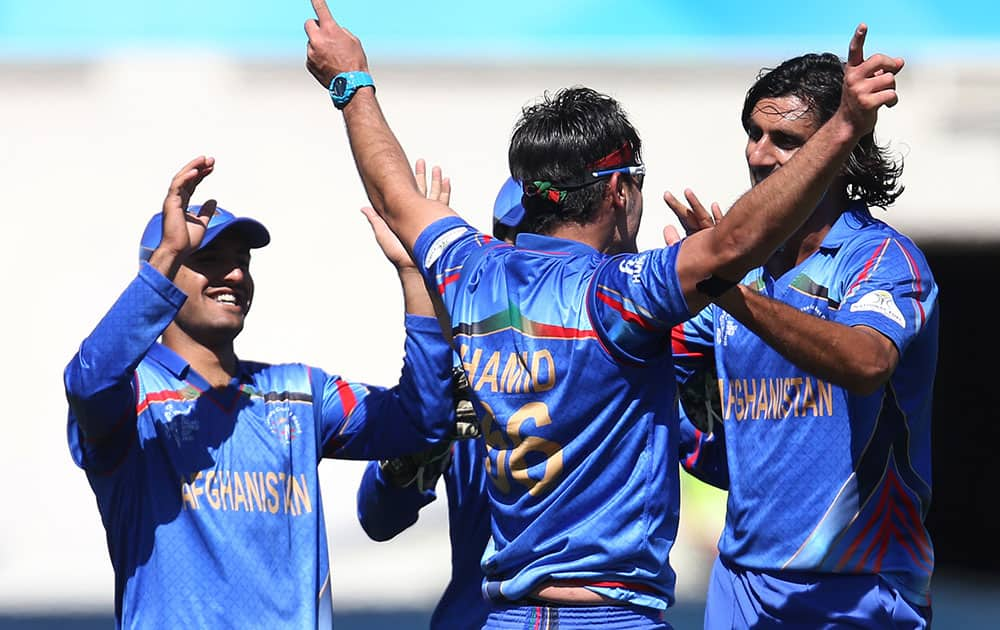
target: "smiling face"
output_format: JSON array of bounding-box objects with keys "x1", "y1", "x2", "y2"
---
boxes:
[
  {"x1": 170, "y1": 230, "x2": 254, "y2": 350},
  {"x1": 745, "y1": 95, "x2": 822, "y2": 187}
]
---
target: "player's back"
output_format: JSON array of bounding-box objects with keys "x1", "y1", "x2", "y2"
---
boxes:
[{"x1": 437, "y1": 227, "x2": 685, "y2": 610}]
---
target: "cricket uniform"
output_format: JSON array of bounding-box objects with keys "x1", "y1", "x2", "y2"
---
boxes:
[
  {"x1": 64, "y1": 262, "x2": 453, "y2": 629},
  {"x1": 414, "y1": 216, "x2": 693, "y2": 628},
  {"x1": 674, "y1": 204, "x2": 938, "y2": 627},
  {"x1": 357, "y1": 437, "x2": 493, "y2": 629}
]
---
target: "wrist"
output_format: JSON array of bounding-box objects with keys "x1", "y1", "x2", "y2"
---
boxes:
[
  {"x1": 147, "y1": 247, "x2": 185, "y2": 280},
  {"x1": 828, "y1": 110, "x2": 867, "y2": 147},
  {"x1": 696, "y1": 274, "x2": 739, "y2": 298},
  {"x1": 329, "y1": 70, "x2": 375, "y2": 110}
]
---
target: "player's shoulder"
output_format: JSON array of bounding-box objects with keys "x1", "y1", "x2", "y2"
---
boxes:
[
  {"x1": 838, "y1": 212, "x2": 930, "y2": 265},
  {"x1": 415, "y1": 215, "x2": 483, "y2": 268}
]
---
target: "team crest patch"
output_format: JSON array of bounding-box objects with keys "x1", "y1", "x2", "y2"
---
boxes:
[
  {"x1": 850, "y1": 289, "x2": 905, "y2": 327},
  {"x1": 267, "y1": 406, "x2": 301, "y2": 444},
  {"x1": 163, "y1": 403, "x2": 199, "y2": 446},
  {"x1": 423, "y1": 227, "x2": 467, "y2": 269}
]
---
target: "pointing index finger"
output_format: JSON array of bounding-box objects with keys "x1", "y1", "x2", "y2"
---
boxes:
[
  {"x1": 847, "y1": 23, "x2": 867, "y2": 67},
  {"x1": 311, "y1": 0, "x2": 335, "y2": 26}
]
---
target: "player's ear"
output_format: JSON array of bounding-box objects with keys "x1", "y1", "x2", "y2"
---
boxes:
[{"x1": 610, "y1": 173, "x2": 628, "y2": 208}]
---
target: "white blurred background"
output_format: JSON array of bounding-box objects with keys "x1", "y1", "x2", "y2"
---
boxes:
[{"x1": 1, "y1": 1, "x2": 998, "y2": 627}]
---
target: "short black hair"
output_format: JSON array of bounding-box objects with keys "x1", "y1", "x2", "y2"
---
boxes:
[
  {"x1": 742, "y1": 52, "x2": 904, "y2": 208},
  {"x1": 509, "y1": 86, "x2": 642, "y2": 235}
]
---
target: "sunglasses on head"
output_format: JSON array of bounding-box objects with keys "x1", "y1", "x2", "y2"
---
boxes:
[{"x1": 592, "y1": 164, "x2": 645, "y2": 190}]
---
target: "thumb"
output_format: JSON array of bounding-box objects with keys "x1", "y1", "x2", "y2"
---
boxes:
[{"x1": 197, "y1": 199, "x2": 217, "y2": 221}]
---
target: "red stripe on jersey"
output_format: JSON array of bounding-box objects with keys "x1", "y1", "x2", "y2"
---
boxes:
[
  {"x1": 846, "y1": 238, "x2": 890, "y2": 296},
  {"x1": 595, "y1": 290, "x2": 656, "y2": 331},
  {"x1": 524, "y1": 321, "x2": 599, "y2": 340},
  {"x1": 671, "y1": 324, "x2": 706, "y2": 357},
  {"x1": 886, "y1": 471, "x2": 933, "y2": 566},
  {"x1": 438, "y1": 271, "x2": 462, "y2": 294},
  {"x1": 684, "y1": 428, "x2": 704, "y2": 469},
  {"x1": 836, "y1": 481, "x2": 889, "y2": 572},
  {"x1": 334, "y1": 378, "x2": 358, "y2": 421},
  {"x1": 553, "y1": 578, "x2": 658, "y2": 593},
  {"x1": 136, "y1": 388, "x2": 198, "y2": 415},
  {"x1": 896, "y1": 241, "x2": 927, "y2": 324}
]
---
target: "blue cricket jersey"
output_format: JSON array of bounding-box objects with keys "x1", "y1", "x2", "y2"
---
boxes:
[
  {"x1": 675, "y1": 205, "x2": 938, "y2": 607},
  {"x1": 413, "y1": 216, "x2": 693, "y2": 611},
  {"x1": 64, "y1": 262, "x2": 453, "y2": 629},
  {"x1": 357, "y1": 438, "x2": 492, "y2": 629}
]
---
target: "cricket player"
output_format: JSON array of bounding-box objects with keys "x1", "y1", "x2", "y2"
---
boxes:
[
  {"x1": 355, "y1": 176, "x2": 526, "y2": 629},
  {"x1": 305, "y1": 5, "x2": 903, "y2": 626},
  {"x1": 671, "y1": 50, "x2": 938, "y2": 628},
  {"x1": 63, "y1": 156, "x2": 454, "y2": 629}
]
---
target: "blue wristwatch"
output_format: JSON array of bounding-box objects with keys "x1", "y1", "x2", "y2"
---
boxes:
[{"x1": 329, "y1": 71, "x2": 375, "y2": 110}]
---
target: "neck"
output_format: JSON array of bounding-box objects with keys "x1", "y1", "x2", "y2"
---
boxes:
[
  {"x1": 547, "y1": 222, "x2": 610, "y2": 252},
  {"x1": 162, "y1": 326, "x2": 238, "y2": 389},
  {"x1": 546, "y1": 200, "x2": 626, "y2": 254},
  {"x1": 767, "y1": 194, "x2": 845, "y2": 276}
]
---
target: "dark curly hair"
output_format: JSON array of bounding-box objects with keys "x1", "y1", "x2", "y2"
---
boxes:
[
  {"x1": 741, "y1": 52, "x2": 904, "y2": 208},
  {"x1": 509, "y1": 86, "x2": 642, "y2": 235}
]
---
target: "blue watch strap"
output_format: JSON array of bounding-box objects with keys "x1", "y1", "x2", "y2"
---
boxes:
[{"x1": 329, "y1": 71, "x2": 375, "y2": 109}]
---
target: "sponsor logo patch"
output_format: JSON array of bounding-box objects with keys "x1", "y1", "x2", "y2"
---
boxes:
[
  {"x1": 850, "y1": 289, "x2": 905, "y2": 327},
  {"x1": 423, "y1": 227, "x2": 468, "y2": 269},
  {"x1": 619, "y1": 253, "x2": 648, "y2": 284},
  {"x1": 717, "y1": 311, "x2": 740, "y2": 347}
]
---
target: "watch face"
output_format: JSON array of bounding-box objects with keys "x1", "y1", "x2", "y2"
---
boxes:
[{"x1": 332, "y1": 76, "x2": 348, "y2": 97}]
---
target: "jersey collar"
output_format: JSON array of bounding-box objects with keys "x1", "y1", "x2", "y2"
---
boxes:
[
  {"x1": 819, "y1": 201, "x2": 880, "y2": 250},
  {"x1": 147, "y1": 342, "x2": 192, "y2": 379},
  {"x1": 146, "y1": 342, "x2": 252, "y2": 385},
  {"x1": 513, "y1": 232, "x2": 601, "y2": 256}
]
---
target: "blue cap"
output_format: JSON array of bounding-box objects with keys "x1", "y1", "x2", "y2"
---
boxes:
[
  {"x1": 492, "y1": 176, "x2": 525, "y2": 237},
  {"x1": 139, "y1": 205, "x2": 271, "y2": 262}
]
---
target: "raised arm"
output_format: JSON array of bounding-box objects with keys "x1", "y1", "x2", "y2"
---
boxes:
[
  {"x1": 672, "y1": 24, "x2": 904, "y2": 314},
  {"x1": 665, "y1": 187, "x2": 905, "y2": 396},
  {"x1": 305, "y1": 0, "x2": 457, "y2": 253},
  {"x1": 65, "y1": 157, "x2": 215, "y2": 448}
]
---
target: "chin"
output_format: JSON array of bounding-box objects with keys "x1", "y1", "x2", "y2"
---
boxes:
[{"x1": 205, "y1": 319, "x2": 245, "y2": 343}]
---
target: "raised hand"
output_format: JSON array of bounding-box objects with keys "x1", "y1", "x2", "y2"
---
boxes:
[
  {"x1": 837, "y1": 24, "x2": 905, "y2": 137},
  {"x1": 664, "y1": 188, "x2": 723, "y2": 236},
  {"x1": 361, "y1": 206, "x2": 410, "y2": 269},
  {"x1": 414, "y1": 158, "x2": 451, "y2": 206},
  {"x1": 150, "y1": 156, "x2": 218, "y2": 276},
  {"x1": 362, "y1": 159, "x2": 452, "y2": 270},
  {"x1": 304, "y1": 0, "x2": 369, "y2": 89}
]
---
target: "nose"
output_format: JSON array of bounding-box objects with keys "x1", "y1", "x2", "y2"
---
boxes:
[
  {"x1": 746, "y1": 137, "x2": 777, "y2": 170},
  {"x1": 222, "y1": 262, "x2": 248, "y2": 284}
]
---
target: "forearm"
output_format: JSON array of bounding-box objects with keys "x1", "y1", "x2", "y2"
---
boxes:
[
  {"x1": 322, "y1": 316, "x2": 453, "y2": 459},
  {"x1": 357, "y1": 461, "x2": 435, "y2": 541},
  {"x1": 678, "y1": 415, "x2": 729, "y2": 490},
  {"x1": 341, "y1": 91, "x2": 438, "y2": 250},
  {"x1": 64, "y1": 265, "x2": 185, "y2": 436},
  {"x1": 717, "y1": 285, "x2": 896, "y2": 393},
  {"x1": 399, "y1": 268, "x2": 435, "y2": 318},
  {"x1": 713, "y1": 118, "x2": 857, "y2": 279}
]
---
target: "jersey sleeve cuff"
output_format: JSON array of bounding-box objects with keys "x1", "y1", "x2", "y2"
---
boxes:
[
  {"x1": 412, "y1": 216, "x2": 471, "y2": 272},
  {"x1": 138, "y1": 261, "x2": 188, "y2": 309}
]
